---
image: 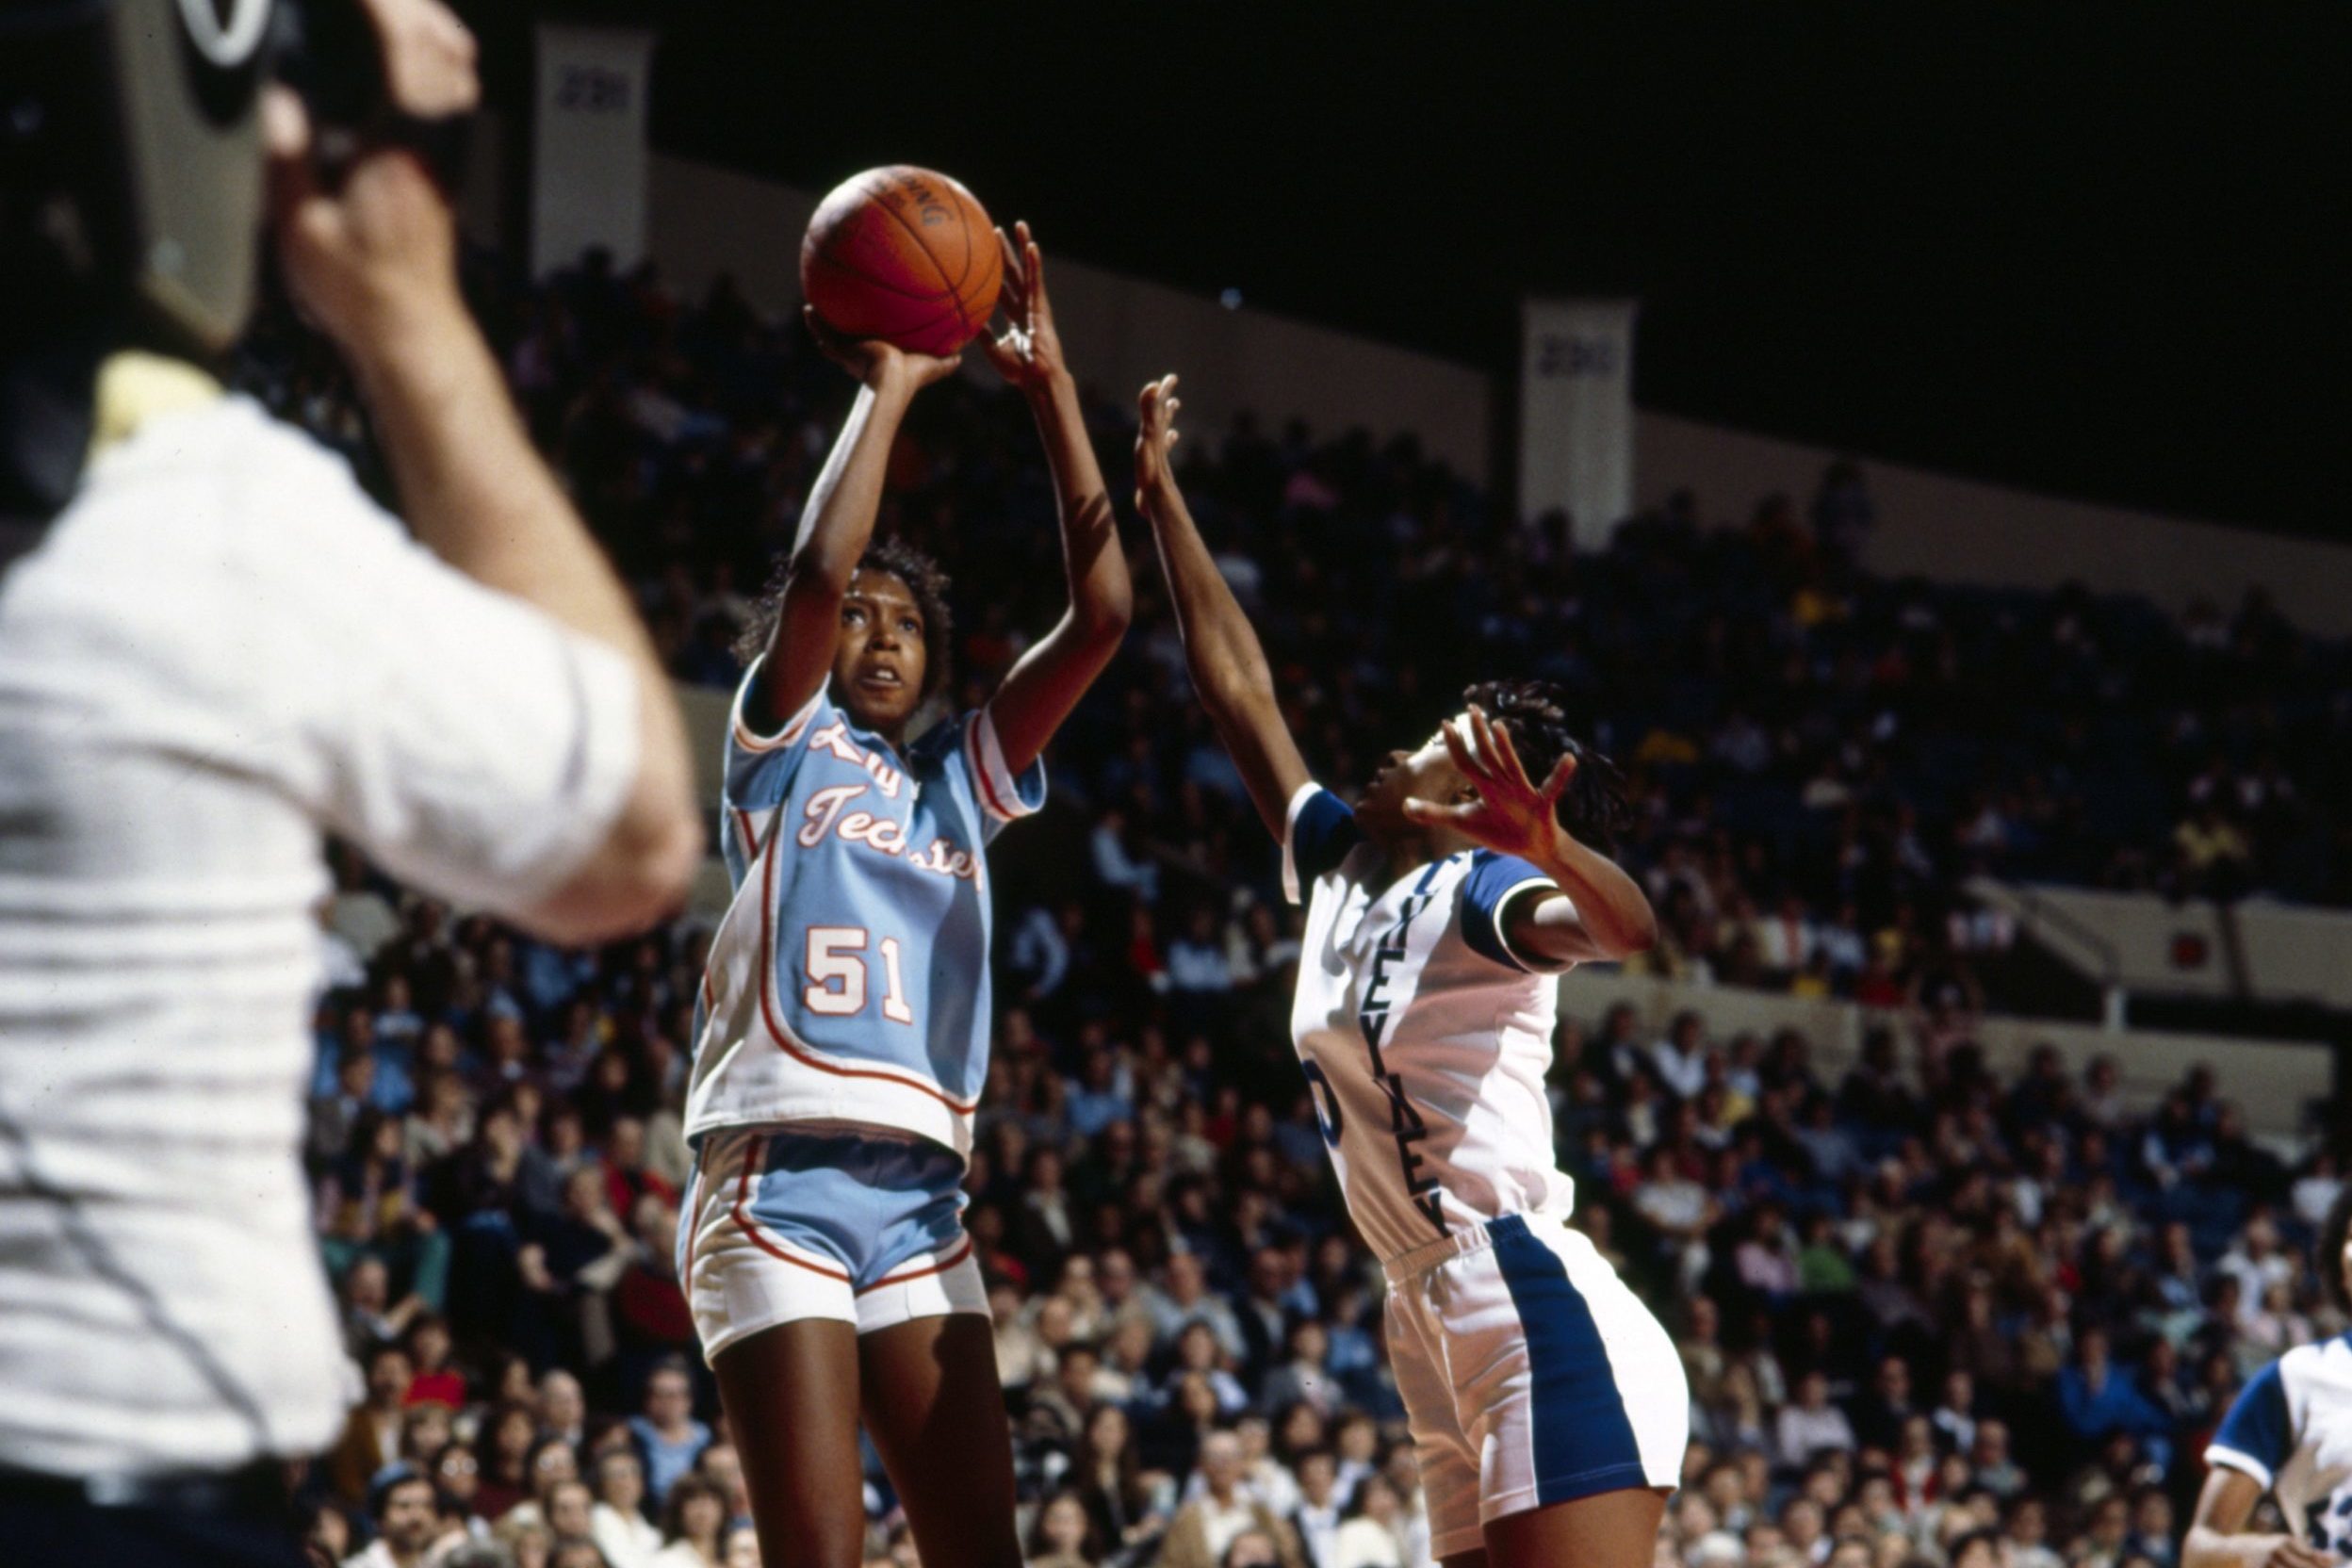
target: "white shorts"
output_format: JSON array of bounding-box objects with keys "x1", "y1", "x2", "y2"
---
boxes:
[
  {"x1": 1384, "y1": 1211, "x2": 1688, "y2": 1559},
  {"x1": 679, "y1": 1126, "x2": 989, "y2": 1364}
]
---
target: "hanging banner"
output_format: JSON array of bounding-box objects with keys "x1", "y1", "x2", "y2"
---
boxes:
[
  {"x1": 1519, "y1": 298, "x2": 1638, "y2": 548},
  {"x1": 531, "y1": 24, "x2": 656, "y2": 278}
]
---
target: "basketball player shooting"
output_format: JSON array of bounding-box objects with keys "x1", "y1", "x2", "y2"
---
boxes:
[
  {"x1": 1135, "y1": 373, "x2": 1688, "y2": 1568},
  {"x1": 674, "y1": 223, "x2": 1130, "y2": 1568}
]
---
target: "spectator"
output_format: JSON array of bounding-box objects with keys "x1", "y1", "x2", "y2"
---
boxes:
[
  {"x1": 344, "y1": 1469, "x2": 440, "y2": 1568},
  {"x1": 593, "y1": 1448, "x2": 662, "y2": 1568},
  {"x1": 1776, "y1": 1371, "x2": 1857, "y2": 1467},
  {"x1": 652, "y1": 1475, "x2": 729, "y2": 1568},
  {"x1": 1291, "y1": 1448, "x2": 1348, "y2": 1568},
  {"x1": 326, "y1": 1343, "x2": 416, "y2": 1505},
  {"x1": 1653, "y1": 1012, "x2": 1712, "y2": 1102},
  {"x1": 2057, "y1": 1330, "x2": 2172, "y2": 1476},
  {"x1": 1327, "y1": 1473, "x2": 1408, "y2": 1568},
  {"x1": 1028, "y1": 1490, "x2": 1101, "y2": 1568},
  {"x1": 629, "y1": 1359, "x2": 713, "y2": 1508},
  {"x1": 1147, "y1": 1250, "x2": 1249, "y2": 1361},
  {"x1": 1164, "y1": 1431, "x2": 1307, "y2": 1568}
]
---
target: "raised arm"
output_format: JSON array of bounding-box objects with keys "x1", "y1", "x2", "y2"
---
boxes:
[
  {"x1": 976, "y1": 223, "x2": 1134, "y2": 774},
  {"x1": 265, "y1": 2, "x2": 697, "y2": 944},
  {"x1": 753, "y1": 320, "x2": 963, "y2": 729},
  {"x1": 1133, "y1": 376, "x2": 1309, "y2": 841},
  {"x1": 1405, "y1": 708, "x2": 1659, "y2": 964}
]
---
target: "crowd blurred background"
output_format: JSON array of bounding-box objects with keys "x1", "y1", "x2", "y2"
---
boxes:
[{"x1": 247, "y1": 251, "x2": 2350, "y2": 1568}]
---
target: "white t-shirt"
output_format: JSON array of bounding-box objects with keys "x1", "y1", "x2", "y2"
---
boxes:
[
  {"x1": 1282, "y1": 784, "x2": 1577, "y2": 1264},
  {"x1": 0, "y1": 396, "x2": 640, "y2": 1475}
]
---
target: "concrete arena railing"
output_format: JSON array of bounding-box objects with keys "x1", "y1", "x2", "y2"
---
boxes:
[{"x1": 1558, "y1": 967, "x2": 2331, "y2": 1146}]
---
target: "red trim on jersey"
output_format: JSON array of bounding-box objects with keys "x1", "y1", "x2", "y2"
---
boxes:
[
  {"x1": 731, "y1": 806, "x2": 761, "y2": 861},
  {"x1": 732, "y1": 671, "x2": 822, "y2": 755},
  {"x1": 965, "y1": 713, "x2": 1016, "y2": 822},
  {"x1": 858, "y1": 1235, "x2": 975, "y2": 1296},
  {"x1": 723, "y1": 1136, "x2": 974, "y2": 1295},
  {"x1": 729, "y1": 1137, "x2": 853, "y2": 1282},
  {"x1": 752, "y1": 820, "x2": 980, "y2": 1115}
]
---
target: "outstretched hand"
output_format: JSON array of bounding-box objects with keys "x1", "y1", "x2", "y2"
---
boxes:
[
  {"x1": 980, "y1": 220, "x2": 1069, "y2": 394},
  {"x1": 803, "y1": 307, "x2": 963, "y2": 394},
  {"x1": 1135, "y1": 373, "x2": 1182, "y2": 509},
  {"x1": 1404, "y1": 705, "x2": 1577, "y2": 860}
]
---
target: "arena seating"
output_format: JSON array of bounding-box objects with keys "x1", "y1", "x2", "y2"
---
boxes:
[{"x1": 254, "y1": 252, "x2": 2347, "y2": 1568}]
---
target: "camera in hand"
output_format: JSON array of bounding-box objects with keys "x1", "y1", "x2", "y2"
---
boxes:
[{"x1": 0, "y1": 0, "x2": 466, "y2": 518}]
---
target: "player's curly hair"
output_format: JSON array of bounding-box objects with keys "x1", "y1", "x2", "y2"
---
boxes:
[
  {"x1": 2322, "y1": 1181, "x2": 2352, "y2": 1315},
  {"x1": 736, "y1": 536, "x2": 954, "y2": 700},
  {"x1": 1462, "y1": 678, "x2": 1632, "y2": 852}
]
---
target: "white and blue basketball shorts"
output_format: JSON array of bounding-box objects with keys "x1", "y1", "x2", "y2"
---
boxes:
[
  {"x1": 679, "y1": 1125, "x2": 988, "y2": 1362},
  {"x1": 1384, "y1": 1210, "x2": 1689, "y2": 1557}
]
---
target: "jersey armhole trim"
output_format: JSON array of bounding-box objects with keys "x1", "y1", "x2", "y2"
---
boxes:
[
  {"x1": 966, "y1": 709, "x2": 1044, "y2": 824},
  {"x1": 732, "y1": 655, "x2": 825, "y2": 754},
  {"x1": 2203, "y1": 1445, "x2": 2274, "y2": 1490},
  {"x1": 1490, "y1": 878, "x2": 1571, "y2": 973},
  {"x1": 1281, "y1": 780, "x2": 1324, "y2": 906}
]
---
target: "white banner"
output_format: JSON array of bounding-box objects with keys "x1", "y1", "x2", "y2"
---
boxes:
[
  {"x1": 1519, "y1": 298, "x2": 1638, "y2": 548},
  {"x1": 531, "y1": 24, "x2": 656, "y2": 279}
]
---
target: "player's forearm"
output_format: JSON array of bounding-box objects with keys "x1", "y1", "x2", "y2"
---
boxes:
[
  {"x1": 349, "y1": 300, "x2": 700, "y2": 937},
  {"x1": 2181, "y1": 1528, "x2": 2285, "y2": 1568},
  {"x1": 788, "y1": 377, "x2": 914, "y2": 596},
  {"x1": 1029, "y1": 374, "x2": 1132, "y2": 644},
  {"x1": 1139, "y1": 477, "x2": 1276, "y2": 720},
  {"x1": 1527, "y1": 828, "x2": 1659, "y2": 959}
]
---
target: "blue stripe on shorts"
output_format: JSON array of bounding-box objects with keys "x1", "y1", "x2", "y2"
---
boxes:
[{"x1": 1489, "y1": 1214, "x2": 1648, "y2": 1504}]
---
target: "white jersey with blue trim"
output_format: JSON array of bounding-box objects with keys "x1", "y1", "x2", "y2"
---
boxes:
[
  {"x1": 687, "y1": 659, "x2": 1044, "y2": 1157},
  {"x1": 2206, "y1": 1334, "x2": 2352, "y2": 1552},
  {"x1": 1282, "y1": 782, "x2": 1577, "y2": 1264}
]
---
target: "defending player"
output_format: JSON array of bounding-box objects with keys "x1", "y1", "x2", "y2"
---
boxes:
[
  {"x1": 2184, "y1": 1189, "x2": 2352, "y2": 1568},
  {"x1": 1133, "y1": 375, "x2": 1686, "y2": 1568},
  {"x1": 680, "y1": 227, "x2": 1129, "y2": 1568}
]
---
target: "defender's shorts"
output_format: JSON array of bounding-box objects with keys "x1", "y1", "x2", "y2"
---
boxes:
[
  {"x1": 1384, "y1": 1211, "x2": 1688, "y2": 1559},
  {"x1": 679, "y1": 1125, "x2": 986, "y2": 1363}
]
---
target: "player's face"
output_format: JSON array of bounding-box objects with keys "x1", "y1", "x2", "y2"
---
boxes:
[
  {"x1": 833, "y1": 569, "x2": 927, "y2": 732},
  {"x1": 1355, "y1": 715, "x2": 1473, "y2": 841}
]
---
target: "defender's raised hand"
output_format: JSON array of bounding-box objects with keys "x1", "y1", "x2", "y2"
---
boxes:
[
  {"x1": 1135, "y1": 374, "x2": 1182, "y2": 510},
  {"x1": 981, "y1": 220, "x2": 1070, "y2": 395},
  {"x1": 1405, "y1": 704, "x2": 1580, "y2": 859}
]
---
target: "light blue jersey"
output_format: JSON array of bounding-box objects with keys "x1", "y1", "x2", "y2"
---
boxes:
[{"x1": 686, "y1": 659, "x2": 1043, "y2": 1157}]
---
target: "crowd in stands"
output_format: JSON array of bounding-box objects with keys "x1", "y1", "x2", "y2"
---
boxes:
[{"x1": 238, "y1": 252, "x2": 2351, "y2": 1568}]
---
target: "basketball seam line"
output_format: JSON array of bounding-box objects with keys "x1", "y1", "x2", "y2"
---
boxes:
[
  {"x1": 809, "y1": 245, "x2": 956, "y2": 304},
  {"x1": 870, "y1": 184, "x2": 975, "y2": 306}
]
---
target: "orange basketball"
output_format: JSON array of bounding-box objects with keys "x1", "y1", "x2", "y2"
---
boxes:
[{"x1": 799, "y1": 166, "x2": 1004, "y2": 358}]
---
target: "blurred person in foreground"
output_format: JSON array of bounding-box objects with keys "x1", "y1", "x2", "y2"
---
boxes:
[{"x1": 0, "y1": 1, "x2": 701, "y2": 1564}]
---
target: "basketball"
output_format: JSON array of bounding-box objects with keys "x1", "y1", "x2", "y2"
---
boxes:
[{"x1": 799, "y1": 166, "x2": 1004, "y2": 358}]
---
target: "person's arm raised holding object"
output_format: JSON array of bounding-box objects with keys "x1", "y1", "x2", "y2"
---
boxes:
[
  {"x1": 974, "y1": 222, "x2": 1134, "y2": 775},
  {"x1": 263, "y1": 0, "x2": 698, "y2": 942}
]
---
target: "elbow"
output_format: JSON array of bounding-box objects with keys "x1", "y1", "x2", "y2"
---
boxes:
[
  {"x1": 523, "y1": 793, "x2": 705, "y2": 947},
  {"x1": 1074, "y1": 593, "x2": 1135, "y2": 653},
  {"x1": 1193, "y1": 645, "x2": 1275, "y2": 710},
  {"x1": 1610, "y1": 908, "x2": 1661, "y2": 961},
  {"x1": 619, "y1": 804, "x2": 707, "y2": 923},
  {"x1": 784, "y1": 547, "x2": 857, "y2": 603}
]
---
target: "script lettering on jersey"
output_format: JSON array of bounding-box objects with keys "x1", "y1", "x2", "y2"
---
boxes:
[
  {"x1": 806, "y1": 719, "x2": 906, "y2": 798},
  {"x1": 796, "y1": 784, "x2": 976, "y2": 882},
  {"x1": 1357, "y1": 863, "x2": 1447, "y2": 1234}
]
